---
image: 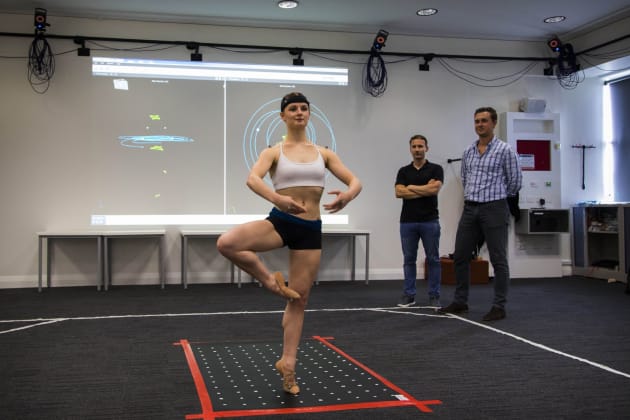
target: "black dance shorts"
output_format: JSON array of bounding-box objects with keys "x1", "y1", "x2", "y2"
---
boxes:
[{"x1": 266, "y1": 207, "x2": 322, "y2": 250}]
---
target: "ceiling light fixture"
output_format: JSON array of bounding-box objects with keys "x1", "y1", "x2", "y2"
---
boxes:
[
  {"x1": 544, "y1": 16, "x2": 566, "y2": 23},
  {"x1": 278, "y1": 0, "x2": 299, "y2": 9},
  {"x1": 416, "y1": 8, "x2": 438, "y2": 16}
]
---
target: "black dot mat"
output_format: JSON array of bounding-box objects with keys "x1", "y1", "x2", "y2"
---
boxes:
[{"x1": 181, "y1": 336, "x2": 440, "y2": 417}]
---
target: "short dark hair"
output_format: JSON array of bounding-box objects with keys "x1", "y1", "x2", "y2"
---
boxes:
[
  {"x1": 409, "y1": 134, "x2": 428, "y2": 146},
  {"x1": 281, "y1": 92, "x2": 310, "y2": 112},
  {"x1": 474, "y1": 106, "x2": 497, "y2": 123}
]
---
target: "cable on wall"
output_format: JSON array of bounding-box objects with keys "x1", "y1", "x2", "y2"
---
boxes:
[
  {"x1": 578, "y1": 54, "x2": 630, "y2": 75},
  {"x1": 86, "y1": 40, "x2": 181, "y2": 53},
  {"x1": 27, "y1": 8, "x2": 55, "y2": 93},
  {"x1": 27, "y1": 31, "x2": 55, "y2": 94},
  {"x1": 362, "y1": 29, "x2": 389, "y2": 97},
  {"x1": 544, "y1": 36, "x2": 585, "y2": 89},
  {"x1": 2, "y1": 26, "x2": 629, "y2": 94},
  {"x1": 362, "y1": 51, "x2": 388, "y2": 97},
  {"x1": 437, "y1": 57, "x2": 540, "y2": 88},
  {"x1": 556, "y1": 66, "x2": 585, "y2": 89}
]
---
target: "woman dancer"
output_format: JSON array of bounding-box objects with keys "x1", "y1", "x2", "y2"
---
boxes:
[{"x1": 217, "y1": 92, "x2": 362, "y2": 394}]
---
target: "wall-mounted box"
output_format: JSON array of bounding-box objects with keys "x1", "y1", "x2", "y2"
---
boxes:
[{"x1": 516, "y1": 209, "x2": 569, "y2": 234}]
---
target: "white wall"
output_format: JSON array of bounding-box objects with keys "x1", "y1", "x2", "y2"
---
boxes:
[{"x1": 1, "y1": 13, "x2": 628, "y2": 288}]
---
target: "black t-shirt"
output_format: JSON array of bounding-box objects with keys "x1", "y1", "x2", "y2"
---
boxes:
[{"x1": 395, "y1": 160, "x2": 444, "y2": 223}]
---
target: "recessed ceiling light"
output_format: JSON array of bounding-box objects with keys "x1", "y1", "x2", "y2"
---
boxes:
[
  {"x1": 544, "y1": 16, "x2": 566, "y2": 23},
  {"x1": 417, "y1": 8, "x2": 438, "y2": 16},
  {"x1": 278, "y1": 0, "x2": 299, "y2": 9}
]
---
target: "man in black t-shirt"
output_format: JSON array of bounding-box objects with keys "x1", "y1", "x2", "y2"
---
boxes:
[{"x1": 395, "y1": 134, "x2": 444, "y2": 307}]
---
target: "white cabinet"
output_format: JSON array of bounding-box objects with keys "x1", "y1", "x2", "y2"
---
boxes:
[
  {"x1": 500, "y1": 112, "x2": 561, "y2": 209},
  {"x1": 501, "y1": 112, "x2": 566, "y2": 278}
]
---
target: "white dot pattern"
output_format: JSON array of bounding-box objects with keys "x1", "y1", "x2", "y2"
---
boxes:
[{"x1": 193, "y1": 340, "x2": 397, "y2": 410}]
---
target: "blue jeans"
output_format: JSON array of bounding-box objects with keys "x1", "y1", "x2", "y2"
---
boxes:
[{"x1": 400, "y1": 220, "x2": 441, "y2": 298}]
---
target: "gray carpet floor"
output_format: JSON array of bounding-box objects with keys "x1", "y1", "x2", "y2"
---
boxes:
[{"x1": 1, "y1": 276, "x2": 629, "y2": 419}]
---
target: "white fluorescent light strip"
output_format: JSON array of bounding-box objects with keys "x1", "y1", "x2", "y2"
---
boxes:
[
  {"x1": 92, "y1": 58, "x2": 348, "y2": 85},
  {"x1": 602, "y1": 84, "x2": 614, "y2": 201},
  {"x1": 91, "y1": 214, "x2": 348, "y2": 225},
  {"x1": 95, "y1": 57, "x2": 348, "y2": 72},
  {"x1": 94, "y1": 65, "x2": 346, "y2": 83}
]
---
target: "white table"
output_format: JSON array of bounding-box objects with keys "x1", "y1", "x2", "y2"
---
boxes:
[
  {"x1": 37, "y1": 230, "x2": 166, "y2": 291},
  {"x1": 37, "y1": 231, "x2": 104, "y2": 291},
  {"x1": 102, "y1": 230, "x2": 166, "y2": 290},
  {"x1": 180, "y1": 229, "x2": 235, "y2": 289},
  {"x1": 322, "y1": 229, "x2": 370, "y2": 284}
]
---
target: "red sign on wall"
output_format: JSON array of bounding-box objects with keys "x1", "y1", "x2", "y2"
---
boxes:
[{"x1": 517, "y1": 139, "x2": 551, "y2": 171}]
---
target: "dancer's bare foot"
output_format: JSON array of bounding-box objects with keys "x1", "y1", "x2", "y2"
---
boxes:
[
  {"x1": 275, "y1": 359, "x2": 300, "y2": 395},
  {"x1": 272, "y1": 272, "x2": 300, "y2": 300}
]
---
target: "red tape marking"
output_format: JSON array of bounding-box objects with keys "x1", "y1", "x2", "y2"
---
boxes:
[
  {"x1": 312, "y1": 335, "x2": 442, "y2": 413},
  {"x1": 176, "y1": 339, "x2": 216, "y2": 420},
  {"x1": 178, "y1": 336, "x2": 442, "y2": 419}
]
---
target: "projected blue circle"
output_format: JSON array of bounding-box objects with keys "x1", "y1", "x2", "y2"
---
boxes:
[{"x1": 242, "y1": 98, "x2": 337, "y2": 172}]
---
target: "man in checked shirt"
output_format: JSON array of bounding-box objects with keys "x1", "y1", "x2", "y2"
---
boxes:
[{"x1": 438, "y1": 107, "x2": 522, "y2": 321}]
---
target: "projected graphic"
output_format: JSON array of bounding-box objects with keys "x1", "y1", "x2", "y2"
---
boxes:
[
  {"x1": 90, "y1": 57, "x2": 349, "y2": 225},
  {"x1": 119, "y1": 114, "x2": 195, "y2": 149},
  {"x1": 242, "y1": 98, "x2": 337, "y2": 172},
  {"x1": 224, "y1": 85, "x2": 344, "y2": 215},
  {"x1": 118, "y1": 135, "x2": 194, "y2": 149}
]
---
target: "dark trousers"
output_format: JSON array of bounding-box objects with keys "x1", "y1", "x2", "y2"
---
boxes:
[{"x1": 453, "y1": 199, "x2": 510, "y2": 309}]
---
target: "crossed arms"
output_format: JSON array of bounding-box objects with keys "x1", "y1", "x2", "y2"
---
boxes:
[{"x1": 395, "y1": 179, "x2": 442, "y2": 199}]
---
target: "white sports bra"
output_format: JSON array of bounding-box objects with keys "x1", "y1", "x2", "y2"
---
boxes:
[{"x1": 271, "y1": 143, "x2": 326, "y2": 190}]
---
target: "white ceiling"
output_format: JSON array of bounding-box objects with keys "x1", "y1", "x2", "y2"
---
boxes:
[{"x1": 1, "y1": 0, "x2": 630, "y2": 42}]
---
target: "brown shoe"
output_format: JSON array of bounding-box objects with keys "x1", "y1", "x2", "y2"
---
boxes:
[
  {"x1": 275, "y1": 359, "x2": 300, "y2": 395},
  {"x1": 482, "y1": 306, "x2": 506, "y2": 321},
  {"x1": 274, "y1": 272, "x2": 300, "y2": 300}
]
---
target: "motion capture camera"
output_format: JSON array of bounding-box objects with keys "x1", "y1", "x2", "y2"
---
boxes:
[
  {"x1": 372, "y1": 29, "x2": 389, "y2": 52},
  {"x1": 34, "y1": 8, "x2": 49, "y2": 33}
]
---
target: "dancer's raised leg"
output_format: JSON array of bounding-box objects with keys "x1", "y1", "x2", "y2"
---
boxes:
[{"x1": 217, "y1": 219, "x2": 300, "y2": 299}]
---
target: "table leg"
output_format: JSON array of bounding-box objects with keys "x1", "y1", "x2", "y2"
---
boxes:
[
  {"x1": 365, "y1": 234, "x2": 370, "y2": 284},
  {"x1": 182, "y1": 235, "x2": 188, "y2": 289},
  {"x1": 97, "y1": 236, "x2": 102, "y2": 291},
  {"x1": 159, "y1": 236, "x2": 165, "y2": 289},
  {"x1": 104, "y1": 237, "x2": 110, "y2": 291},
  {"x1": 46, "y1": 237, "x2": 52, "y2": 289},
  {"x1": 38, "y1": 236, "x2": 43, "y2": 292},
  {"x1": 350, "y1": 235, "x2": 356, "y2": 281}
]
